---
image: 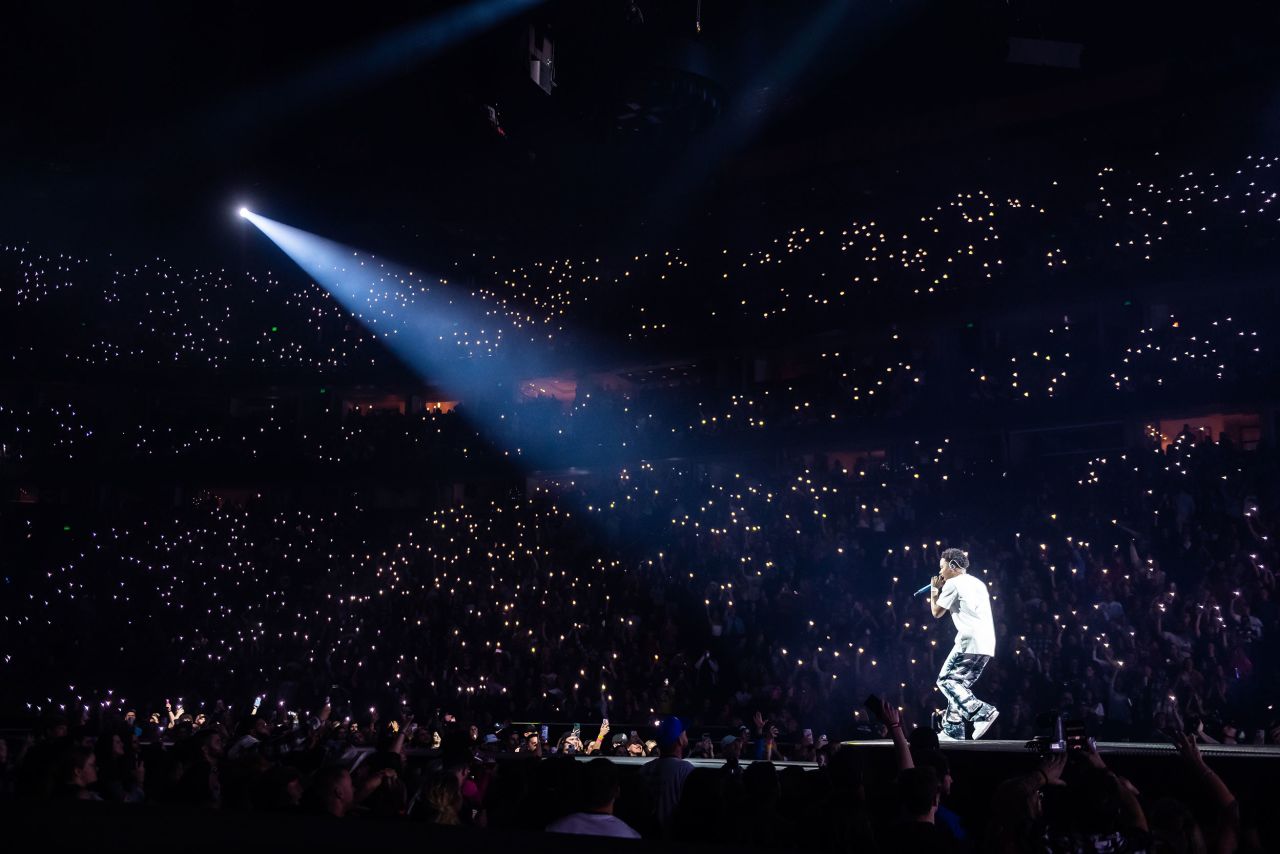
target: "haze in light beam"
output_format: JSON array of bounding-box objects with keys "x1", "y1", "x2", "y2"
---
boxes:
[
  {"x1": 241, "y1": 209, "x2": 649, "y2": 473},
  {"x1": 240, "y1": 209, "x2": 522, "y2": 402}
]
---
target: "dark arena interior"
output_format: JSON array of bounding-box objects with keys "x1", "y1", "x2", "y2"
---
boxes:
[{"x1": 3, "y1": 1, "x2": 1280, "y2": 851}]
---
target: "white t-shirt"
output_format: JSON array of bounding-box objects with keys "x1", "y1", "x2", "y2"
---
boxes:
[
  {"x1": 936, "y1": 573, "x2": 996, "y2": 656},
  {"x1": 546, "y1": 812, "x2": 642, "y2": 838}
]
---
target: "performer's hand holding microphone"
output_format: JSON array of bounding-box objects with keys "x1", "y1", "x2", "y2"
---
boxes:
[{"x1": 913, "y1": 575, "x2": 945, "y2": 597}]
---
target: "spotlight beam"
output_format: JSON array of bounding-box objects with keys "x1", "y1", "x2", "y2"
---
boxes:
[{"x1": 239, "y1": 210, "x2": 567, "y2": 467}]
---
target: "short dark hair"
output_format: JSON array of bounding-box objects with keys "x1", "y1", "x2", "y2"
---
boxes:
[
  {"x1": 58, "y1": 745, "x2": 94, "y2": 783},
  {"x1": 940, "y1": 548, "x2": 969, "y2": 571},
  {"x1": 579, "y1": 757, "x2": 620, "y2": 810},
  {"x1": 307, "y1": 766, "x2": 350, "y2": 805},
  {"x1": 743, "y1": 760, "x2": 781, "y2": 802},
  {"x1": 897, "y1": 767, "x2": 941, "y2": 818},
  {"x1": 915, "y1": 747, "x2": 950, "y2": 779}
]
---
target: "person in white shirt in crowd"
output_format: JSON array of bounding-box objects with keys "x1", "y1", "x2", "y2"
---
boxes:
[
  {"x1": 929, "y1": 548, "x2": 999, "y2": 740},
  {"x1": 545, "y1": 758, "x2": 641, "y2": 839}
]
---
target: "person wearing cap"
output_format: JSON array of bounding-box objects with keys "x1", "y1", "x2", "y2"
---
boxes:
[
  {"x1": 637, "y1": 715, "x2": 693, "y2": 835},
  {"x1": 720, "y1": 734, "x2": 742, "y2": 766}
]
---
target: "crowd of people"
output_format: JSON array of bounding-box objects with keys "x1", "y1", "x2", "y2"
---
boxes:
[
  {"x1": 4, "y1": 153, "x2": 1279, "y2": 378},
  {"x1": 4, "y1": 424, "x2": 1278, "y2": 749},
  {"x1": 0, "y1": 299, "x2": 1271, "y2": 475},
  {"x1": 0, "y1": 692, "x2": 1270, "y2": 852},
  {"x1": 2, "y1": 150, "x2": 1280, "y2": 850}
]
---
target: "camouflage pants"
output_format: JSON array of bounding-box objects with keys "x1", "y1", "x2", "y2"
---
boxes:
[{"x1": 936, "y1": 649, "x2": 993, "y2": 738}]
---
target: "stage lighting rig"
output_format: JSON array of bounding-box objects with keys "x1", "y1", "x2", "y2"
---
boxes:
[{"x1": 528, "y1": 24, "x2": 555, "y2": 94}]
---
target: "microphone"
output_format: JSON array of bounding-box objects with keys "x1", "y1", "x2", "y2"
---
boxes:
[{"x1": 913, "y1": 583, "x2": 934, "y2": 597}]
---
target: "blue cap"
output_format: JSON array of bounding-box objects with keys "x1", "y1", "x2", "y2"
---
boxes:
[{"x1": 655, "y1": 715, "x2": 684, "y2": 747}]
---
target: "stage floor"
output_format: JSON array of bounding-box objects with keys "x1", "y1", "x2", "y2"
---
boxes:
[
  {"x1": 586, "y1": 740, "x2": 1280, "y2": 769},
  {"x1": 840, "y1": 738, "x2": 1280, "y2": 759},
  {"x1": 589, "y1": 755, "x2": 820, "y2": 769}
]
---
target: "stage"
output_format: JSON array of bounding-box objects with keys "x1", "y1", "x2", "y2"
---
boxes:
[
  {"x1": 840, "y1": 738, "x2": 1280, "y2": 759},
  {"x1": 580, "y1": 739, "x2": 1280, "y2": 768}
]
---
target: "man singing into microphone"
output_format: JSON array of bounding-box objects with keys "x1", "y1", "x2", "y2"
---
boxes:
[{"x1": 929, "y1": 548, "x2": 998, "y2": 740}]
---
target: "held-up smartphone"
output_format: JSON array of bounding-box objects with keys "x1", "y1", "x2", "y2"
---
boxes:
[
  {"x1": 572, "y1": 723, "x2": 581, "y2": 739},
  {"x1": 541, "y1": 724, "x2": 549, "y2": 743},
  {"x1": 863, "y1": 694, "x2": 884, "y2": 720}
]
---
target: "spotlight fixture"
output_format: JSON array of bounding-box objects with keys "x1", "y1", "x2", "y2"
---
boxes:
[{"x1": 238, "y1": 207, "x2": 250, "y2": 218}]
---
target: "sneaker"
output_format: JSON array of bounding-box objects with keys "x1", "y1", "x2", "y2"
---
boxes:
[
  {"x1": 937, "y1": 731, "x2": 961, "y2": 742},
  {"x1": 930, "y1": 709, "x2": 945, "y2": 734},
  {"x1": 971, "y1": 708, "x2": 999, "y2": 740}
]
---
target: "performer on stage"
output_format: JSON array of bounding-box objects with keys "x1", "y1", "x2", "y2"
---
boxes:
[{"x1": 929, "y1": 547, "x2": 998, "y2": 740}]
